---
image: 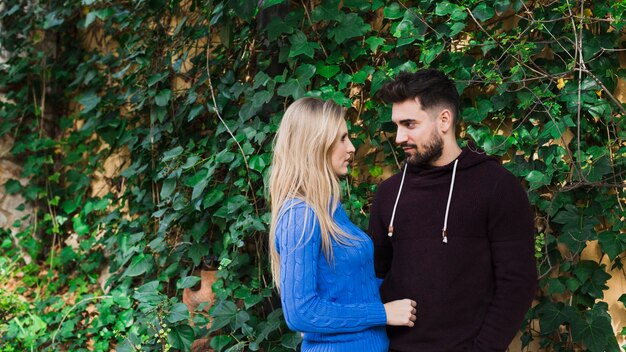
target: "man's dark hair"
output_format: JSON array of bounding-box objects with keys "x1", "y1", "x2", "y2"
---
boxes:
[{"x1": 378, "y1": 69, "x2": 460, "y2": 125}]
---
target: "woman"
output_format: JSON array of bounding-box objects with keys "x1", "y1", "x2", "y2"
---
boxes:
[{"x1": 268, "y1": 97, "x2": 416, "y2": 352}]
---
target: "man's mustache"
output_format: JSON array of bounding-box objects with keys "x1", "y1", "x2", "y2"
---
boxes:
[{"x1": 400, "y1": 143, "x2": 417, "y2": 149}]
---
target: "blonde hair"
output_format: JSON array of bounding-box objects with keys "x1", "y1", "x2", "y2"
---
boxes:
[{"x1": 268, "y1": 97, "x2": 352, "y2": 291}]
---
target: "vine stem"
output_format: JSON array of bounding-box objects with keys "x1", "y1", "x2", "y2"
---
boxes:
[
  {"x1": 204, "y1": 30, "x2": 259, "y2": 217},
  {"x1": 51, "y1": 295, "x2": 112, "y2": 345}
]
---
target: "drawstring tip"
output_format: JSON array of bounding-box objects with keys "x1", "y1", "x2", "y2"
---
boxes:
[
  {"x1": 387, "y1": 226, "x2": 394, "y2": 238},
  {"x1": 442, "y1": 230, "x2": 448, "y2": 243}
]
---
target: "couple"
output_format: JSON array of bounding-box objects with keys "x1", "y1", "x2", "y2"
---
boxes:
[{"x1": 268, "y1": 69, "x2": 537, "y2": 352}]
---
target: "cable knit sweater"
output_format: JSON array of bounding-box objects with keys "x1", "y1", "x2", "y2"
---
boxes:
[{"x1": 275, "y1": 199, "x2": 389, "y2": 352}]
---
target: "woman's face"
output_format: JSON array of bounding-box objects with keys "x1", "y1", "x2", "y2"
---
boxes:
[{"x1": 330, "y1": 121, "x2": 355, "y2": 176}]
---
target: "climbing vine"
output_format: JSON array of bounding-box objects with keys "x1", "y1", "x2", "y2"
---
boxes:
[{"x1": 1, "y1": 0, "x2": 626, "y2": 351}]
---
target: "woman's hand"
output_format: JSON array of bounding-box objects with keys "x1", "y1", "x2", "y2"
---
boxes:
[{"x1": 384, "y1": 299, "x2": 417, "y2": 327}]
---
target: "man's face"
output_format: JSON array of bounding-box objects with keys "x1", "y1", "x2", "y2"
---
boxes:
[{"x1": 391, "y1": 98, "x2": 444, "y2": 166}]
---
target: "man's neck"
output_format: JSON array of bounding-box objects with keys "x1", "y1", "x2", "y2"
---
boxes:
[{"x1": 430, "y1": 144, "x2": 462, "y2": 167}]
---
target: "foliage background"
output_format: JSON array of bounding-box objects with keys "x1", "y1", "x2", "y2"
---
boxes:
[{"x1": 1, "y1": 0, "x2": 626, "y2": 351}]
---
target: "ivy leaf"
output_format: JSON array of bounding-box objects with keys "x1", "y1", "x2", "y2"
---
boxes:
[
  {"x1": 572, "y1": 261, "x2": 611, "y2": 299},
  {"x1": 525, "y1": 170, "x2": 551, "y2": 190},
  {"x1": 598, "y1": 231, "x2": 626, "y2": 261},
  {"x1": 265, "y1": 18, "x2": 293, "y2": 41},
  {"x1": 124, "y1": 254, "x2": 152, "y2": 277},
  {"x1": 249, "y1": 154, "x2": 269, "y2": 173},
  {"x1": 187, "y1": 244, "x2": 208, "y2": 266},
  {"x1": 311, "y1": 0, "x2": 342, "y2": 22},
  {"x1": 167, "y1": 302, "x2": 190, "y2": 323},
  {"x1": 365, "y1": 37, "x2": 385, "y2": 52},
  {"x1": 176, "y1": 276, "x2": 201, "y2": 290},
  {"x1": 316, "y1": 64, "x2": 340, "y2": 79},
  {"x1": 77, "y1": 90, "x2": 101, "y2": 114},
  {"x1": 472, "y1": 3, "x2": 495, "y2": 22},
  {"x1": 435, "y1": 1, "x2": 455, "y2": 16},
  {"x1": 168, "y1": 324, "x2": 195, "y2": 351},
  {"x1": 281, "y1": 332, "x2": 302, "y2": 349},
  {"x1": 261, "y1": 0, "x2": 285, "y2": 9},
  {"x1": 155, "y1": 89, "x2": 172, "y2": 107},
  {"x1": 162, "y1": 146, "x2": 184, "y2": 162},
  {"x1": 383, "y1": 3, "x2": 403, "y2": 19},
  {"x1": 43, "y1": 11, "x2": 64, "y2": 29},
  {"x1": 251, "y1": 90, "x2": 272, "y2": 108},
  {"x1": 570, "y1": 303, "x2": 617, "y2": 352},
  {"x1": 210, "y1": 300, "x2": 238, "y2": 332},
  {"x1": 329, "y1": 13, "x2": 371, "y2": 44},
  {"x1": 537, "y1": 302, "x2": 578, "y2": 333},
  {"x1": 210, "y1": 335, "x2": 233, "y2": 352},
  {"x1": 289, "y1": 31, "x2": 319, "y2": 59},
  {"x1": 160, "y1": 178, "x2": 176, "y2": 199}
]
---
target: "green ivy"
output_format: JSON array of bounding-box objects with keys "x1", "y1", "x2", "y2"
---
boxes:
[{"x1": 1, "y1": 0, "x2": 626, "y2": 351}]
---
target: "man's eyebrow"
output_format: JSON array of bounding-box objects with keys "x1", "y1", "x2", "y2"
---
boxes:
[{"x1": 397, "y1": 118, "x2": 417, "y2": 124}]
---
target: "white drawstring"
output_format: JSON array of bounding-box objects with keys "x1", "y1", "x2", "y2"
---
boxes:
[
  {"x1": 387, "y1": 163, "x2": 407, "y2": 237},
  {"x1": 442, "y1": 159, "x2": 459, "y2": 243}
]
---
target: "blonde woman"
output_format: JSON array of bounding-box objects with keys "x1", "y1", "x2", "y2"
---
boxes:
[{"x1": 268, "y1": 97, "x2": 416, "y2": 352}]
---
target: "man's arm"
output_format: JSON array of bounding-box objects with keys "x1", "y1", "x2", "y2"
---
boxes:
[
  {"x1": 368, "y1": 187, "x2": 393, "y2": 288},
  {"x1": 472, "y1": 172, "x2": 537, "y2": 352}
]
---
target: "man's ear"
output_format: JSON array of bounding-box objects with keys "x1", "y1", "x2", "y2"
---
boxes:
[{"x1": 439, "y1": 109, "x2": 453, "y2": 133}]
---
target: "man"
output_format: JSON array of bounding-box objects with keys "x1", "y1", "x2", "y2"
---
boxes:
[{"x1": 369, "y1": 69, "x2": 537, "y2": 352}]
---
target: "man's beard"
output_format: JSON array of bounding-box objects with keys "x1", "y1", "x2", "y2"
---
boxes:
[{"x1": 403, "y1": 131, "x2": 444, "y2": 166}]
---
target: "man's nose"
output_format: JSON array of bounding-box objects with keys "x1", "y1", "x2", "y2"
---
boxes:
[{"x1": 395, "y1": 128, "x2": 407, "y2": 145}]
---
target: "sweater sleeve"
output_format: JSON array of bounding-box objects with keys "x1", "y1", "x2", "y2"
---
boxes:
[
  {"x1": 277, "y1": 203, "x2": 387, "y2": 333},
  {"x1": 368, "y1": 187, "x2": 393, "y2": 282},
  {"x1": 472, "y1": 172, "x2": 537, "y2": 352}
]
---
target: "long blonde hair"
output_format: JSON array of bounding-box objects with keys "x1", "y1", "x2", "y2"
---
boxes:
[{"x1": 268, "y1": 97, "x2": 352, "y2": 291}]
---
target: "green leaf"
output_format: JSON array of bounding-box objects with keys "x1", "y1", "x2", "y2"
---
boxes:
[
  {"x1": 77, "y1": 90, "x2": 101, "y2": 114},
  {"x1": 435, "y1": 1, "x2": 455, "y2": 16},
  {"x1": 281, "y1": 332, "x2": 302, "y2": 349},
  {"x1": 160, "y1": 178, "x2": 177, "y2": 199},
  {"x1": 188, "y1": 244, "x2": 209, "y2": 266},
  {"x1": 251, "y1": 90, "x2": 272, "y2": 108},
  {"x1": 262, "y1": 0, "x2": 285, "y2": 9},
  {"x1": 210, "y1": 300, "x2": 238, "y2": 332},
  {"x1": 316, "y1": 64, "x2": 340, "y2": 79},
  {"x1": 162, "y1": 146, "x2": 184, "y2": 162},
  {"x1": 571, "y1": 303, "x2": 616, "y2": 352},
  {"x1": 472, "y1": 3, "x2": 495, "y2": 22},
  {"x1": 124, "y1": 254, "x2": 152, "y2": 277},
  {"x1": 43, "y1": 11, "x2": 64, "y2": 29},
  {"x1": 365, "y1": 37, "x2": 385, "y2": 52},
  {"x1": 210, "y1": 335, "x2": 233, "y2": 352},
  {"x1": 329, "y1": 13, "x2": 371, "y2": 44},
  {"x1": 598, "y1": 231, "x2": 626, "y2": 261},
  {"x1": 311, "y1": 0, "x2": 342, "y2": 22},
  {"x1": 525, "y1": 170, "x2": 550, "y2": 190},
  {"x1": 155, "y1": 89, "x2": 172, "y2": 107},
  {"x1": 289, "y1": 31, "x2": 319, "y2": 59},
  {"x1": 249, "y1": 154, "x2": 269, "y2": 173},
  {"x1": 168, "y1": 324, "x2": 195, "y2": 350},
  {"x1": 383, "y1": 3, "x2": 403, "y2": 19},
  {"x1": 537, "y1": 302, "x2": 578, "y2": 333},
  {"x1": 167, "y1": 302, "x2": 190, "y2": 323},
  {"x1": 203, "y1": 188, "x2": 225, "y2": 208},
  {"x1": 176, "y1": 276, "x2": 201, "y2": 290}
]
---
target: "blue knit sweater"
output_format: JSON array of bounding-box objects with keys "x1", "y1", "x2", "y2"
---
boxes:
[{"x1": 275, "y1": 199, "x2": 388, "y2": 352}]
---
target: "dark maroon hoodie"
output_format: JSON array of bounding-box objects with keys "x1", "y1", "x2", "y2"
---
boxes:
[{"x1": 369, "y1": 146, "x2": 537, "y2": 352}]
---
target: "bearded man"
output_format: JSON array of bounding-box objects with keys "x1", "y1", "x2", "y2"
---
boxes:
[{"x1": 369, "y1": 69, "x2": 537, "y2": 352}]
